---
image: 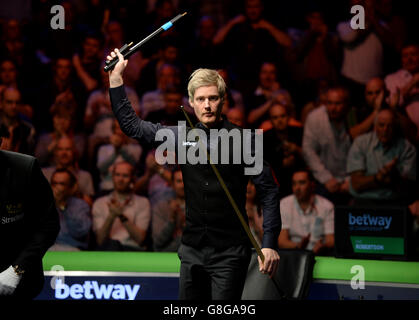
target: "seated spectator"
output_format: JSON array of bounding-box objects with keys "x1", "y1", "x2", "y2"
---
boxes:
[
  {"x1": 226, "y1": 107, "x2": 246, "y2": 128},
  {"x1": 213, "y1": 0, "x2": 292, "y2": 93},
  {"x1": 278, "y1": 169, "x2": 335, "y2": 255},
  {"x1": 347, "y1": 108, "x2": 417, "y2": 205},
  {"x1": 49, "y1": 168, "x2": 92, "y2": 251},
  {"x1": 302, "y1": 85, "x2": 352, "y2": 204},
  {"x1": 349, "y1": 77, "x2": 417, "y2": 143},
  {"x1": 300, "y1": 78, "x2": 329, "y2": 125},
  {"x1": 0, "y1": 87, "x2": 35, "y2": 155},
  {"x1": 134, "y1": 150, "x2": 173, "y2": 205},
  {"x1": 385, "y1": 43, "x2": 419, "y2": 141},
  {"x1": 153, "y1": 168, "x2": 185, "y2": 252},
  {"x1": 42, "y1": 136, "x2": 95, "y2": 205},
  {"x1": 140, "y1": 63, "x2": 190, "y2": 119},
  {"x1": 35, "y1": 102, "x2": 86, "y2": 167},
  {"x1": 264, "y1": 103, "x2": 305, "y2": 198},
  {"x1": 92, "y1": 161, "x2": 151, "y2": 251},
  {"x1": 246, "y1": 180, "x2": 263, "y2": 246},
  {"x1": 97, "y1": 120, "x2": 142, "y2": 193},
  {"x1": 72, "y1": 32, "x2": 103, "y2": 93},
  {"x1": 145, "y1": 86, "x2": 191, "y2": 126}
]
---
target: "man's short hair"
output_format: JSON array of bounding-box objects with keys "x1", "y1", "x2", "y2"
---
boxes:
[
  {"x1": 52, "y1": 168, "x2": 77, "y2": 187},
  {"x1": 187, "y1": 68, "x2": 226, "y2": 103},
  {"x1": 292, "y1": 168, "x2": 315, "y2": 182},
  {"x1": 327, "y1": 84, "x2": 350, "y2": 103}
]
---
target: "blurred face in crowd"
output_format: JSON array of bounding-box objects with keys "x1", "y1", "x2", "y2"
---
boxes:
[
  {"x1": 53, "y1": 113, "x2": 71, "y2": 133},
  {"x1": 1, "y1": 87, "x2": 21, "y2": 119},
  {"x1": 157, "y1": 0, "x2": 175, "y2": 20},
  {"x1": 199, "y1": 16, "x2": 216, "y2": 41},
  {"x1": 326, "y1": 88, "x2": 348, "y2": 122},
  {"x1": 51, "y1": 171, "x2": 74, "y2": 203},
  {"x1": 112, "y1": 162, "x2": 134, "y2": 193},
  {"x1": 269, "y1": 104, "x2": 289, "y2": 132},
  {"x1": 375, "y1": 109, "x2": 395, "y2": 146},
  {"x1": 292, "y1": 171, "x2": 314, "y2": 203},
  {"x1": 227, "y1": 108, "x2": 245, "y2": 127},
  {"x1": 259, "y1": 63, "x2": 277, "y2": 90},
  {"x1": 4, "y1": 19, "x2": 20, "y2": 41},
  {"x1": 83, "y1": 37, "x2": 101, "y2": 59},
  {"x1": 365, "y1": 78, "x2": 385, "y2": 107},
  {"x1": 164, "y1": 91, "x2": 183, "y2": 114},
  {"x1": 306, "y1": 11, "x2": 324, "y2": 30},
  {"x1": 172, "y1": 170, "x2": 185, "y2": 199},
  {"x1": 54, "y1": 58, "x2": 72, "y2": 82},
  {"x1": 163, "y1": 45, "x2": 179, "y2": 64},
  {"x1": 401, "y1": 45, "x2": 419, "y2": 74},
  {"x1": 158, "y1": 65, "x2": 178, "y2": 91},
  {"x1": 190, "y1": 85, "x2": 223, "y2": 127},
  {"x1": 246, "y1": 0, "x2": 263, "y2": 22},
  {"x1": 55, "y1": 137, "x2": 75, "y2": 167},
  {"x1": 0, "y1": 60, "x2": 17, "y2": 85},
  {"x1": 106, "y1": 21, "x2": 123, "y2": 44}
]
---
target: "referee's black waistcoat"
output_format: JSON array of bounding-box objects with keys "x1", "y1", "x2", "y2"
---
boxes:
[{"x1": 179, "y1": 119, "x2": 251, "y2": 249}]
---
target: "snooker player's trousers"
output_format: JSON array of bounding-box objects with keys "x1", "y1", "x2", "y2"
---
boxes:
[{"x1": 178, "y1": 243, "x2": 251, "y2": 300}]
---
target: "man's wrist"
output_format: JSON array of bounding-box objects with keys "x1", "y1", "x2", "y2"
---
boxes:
[{"x1": 110, "y1": 76, "x2": 123, "y2": 88}]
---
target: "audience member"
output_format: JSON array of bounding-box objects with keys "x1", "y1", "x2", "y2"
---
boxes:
[
  {"x1": 302, "y1": 85, "x2": 352, "y2": 204},
  {"x1": 42, "y1": 136, "x2": 95, "y2": 205},
  {"x1": 278, "y1": 169, "x2": 335, "y2": 255},
  {"x1": 153, "y1": 168, "x2": 186, "y2": 252},
  {"x1": 347, "y1": 108, "x2": 416, "y2": 205},
  {"x1": 226, "y1": 107, "x2": 246, "y2": 128},
  {"x1": 385, "y1": 43, "x2": 419, "y2": 141},
  {"x1": 97, "y1": 120, "x2": 142, "y2": 193},
  {"x1": 35, "y1": 103, "x2": 86, "y2": 167},
  {"x1": 49, "y1": 168, "x2": 92, "y2": 251},
  {"x1": 0, "y1": 87, "x2": 35, "y2": 155},
  {"x1": 92, "y1": 162, "x2": 151, "y2": 251},
  {"x1": 264, "y1": 103, "x2": 305, "y2": 198},
  {"x1": 213, "y1": 0, "x2": 292, "y2": 93}
]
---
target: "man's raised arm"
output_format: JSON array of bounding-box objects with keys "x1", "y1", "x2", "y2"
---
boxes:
[{"x1": 107, "y1": 49, "x2": 164, "y2": 147}]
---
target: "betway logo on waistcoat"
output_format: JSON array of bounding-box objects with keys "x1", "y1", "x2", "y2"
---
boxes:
[
  {"x1": 348, "y1": 213, "x2": 392, "y2": 230},
  {"x1": 54, "y1": 279, "x2": 140, "y2": 300}
]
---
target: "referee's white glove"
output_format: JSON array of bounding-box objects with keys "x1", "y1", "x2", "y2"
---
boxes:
[{"x1": 0, "y1": 266, "x2": 22, "y2": 295}]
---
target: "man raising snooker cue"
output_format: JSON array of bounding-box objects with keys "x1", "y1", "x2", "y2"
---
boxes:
[{"x1": 107, "y1": 48, "x2": 281, "y2": 300}]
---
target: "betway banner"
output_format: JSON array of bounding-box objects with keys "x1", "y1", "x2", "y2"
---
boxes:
[{"x1": 36, "y1": 271, "x2": 179, "y2": 300}]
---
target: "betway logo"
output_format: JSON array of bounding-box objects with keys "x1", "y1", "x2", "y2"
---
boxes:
[
  {"x1": 54, "y1": 279, "x2": 140, "y2": 300},
  {"x1": 349, "y1": 213, "x2": 392, "y2": 230}
]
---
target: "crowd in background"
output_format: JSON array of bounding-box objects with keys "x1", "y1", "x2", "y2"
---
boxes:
[{"x1": 0, "y1": 0, "x2": 417, "y2": 255}]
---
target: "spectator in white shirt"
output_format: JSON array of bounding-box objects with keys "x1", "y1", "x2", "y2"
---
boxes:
[{"x1": 278, "y1": 169, "x2": 335, "y2": 255}]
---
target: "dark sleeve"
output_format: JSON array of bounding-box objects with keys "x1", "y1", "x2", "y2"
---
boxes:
[
  {"x1": 110, "y1": 85, "x2": 176, "y2": 148},
  {"x1": 247, "y1": 130, "x2": 281, "y2": 249},
  {"x1": 251, "y1": 162, "x2": 282, "y2": 249},
  {"x1": 14, "y1": 158, "x2": 60, "y2": 271}
]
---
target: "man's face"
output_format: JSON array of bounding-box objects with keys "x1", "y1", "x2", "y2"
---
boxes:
[
  {"x1": 83, "y1": 37, "x2": 101, "y2": 59},
  {"x1": 375, "y1": 110, "x2": 394, "y2": 145},
  {"x1": 401, "y1": 45, "x2": 419, "y2": 74},
  {"x1": 163, "y1": 46, "x2": 178, "y2": 64},
  {"x1": 55, "y1": 138, "x2": 75, "y2": 167},
  {"x1": 190, "y1": 85, "x2": 223, "y2": 127},
  {"x1": 246, "y1": 0, "x2": 263, "y2": 22},
  {"x1": 292, "y1": 172, "x2": 313, "y2": 202},
  {"x1": 51, "y1": 172, "x2": 73, "y2": 202},
  {"x1": 53, "y1": 114, "x2": 71, "y2": 133},
  {"x1": 106, "y1": 22, "x2": 123, "y2": 43},
  {"x1": 1, "y1": 88, "x2": 21, "y2": 119},
  {"x1": 158, "y1": 66, "x2": 177, "y2": 91},
  {"x1": 269, "y1": 104, "x2": 288, "y2": 131},
  {"x1": 326, "y1": 89, "x2": 348, "y2": 122},
  {"x1": 164, "y1": 92, "x2": 183, "y2": 114},
  {"x1": 365, "y1": 78, "x2": 385, "y2": 107},
  {"x1": 199, "y1": 17, "x2": 216, "y2": 41},
  {"x1": 112, "y1": 163, "x2": 133, "y2": 193},
  {"x1": 55, "y1": 59, "x2": 72, "y2": 81},
  {"x1": 172, "y1": 170, "x2": 184, "y2": 198},
  {"x1": 0, "y1": 61, "x2": 17, "y2": 85},
  {"x1": 259, "y1": 63, "x2": 277, "y2": 90}
]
